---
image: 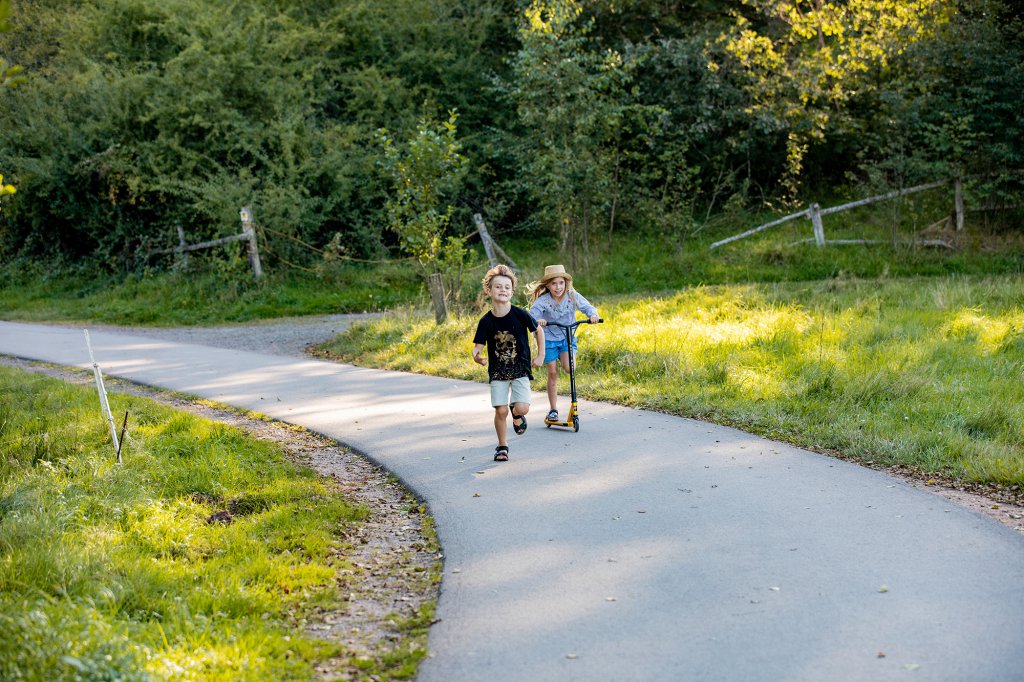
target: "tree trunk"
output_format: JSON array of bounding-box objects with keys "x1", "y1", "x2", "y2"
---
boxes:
[{"x1": 427, "y1": 273, "x2": 448, "y2": 324}]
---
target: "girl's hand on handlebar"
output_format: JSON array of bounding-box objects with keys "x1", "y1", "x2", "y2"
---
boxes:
[{"x1": 589, "y1": 315, "x2": 600, "y2": 324}]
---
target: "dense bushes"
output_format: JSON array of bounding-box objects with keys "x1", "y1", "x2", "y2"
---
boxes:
[{"x1": 0, "y1": 0, "x2": 1021, "y2": 272}]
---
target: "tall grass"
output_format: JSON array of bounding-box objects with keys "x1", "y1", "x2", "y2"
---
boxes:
[
  {"x1": 314, "y1": 274, "x2": 1024, "y2": 488},
  {"x1": 2, "y1": 196, "x2": 1022, "y2": 326},
  {"x1": 0, "y1": 367, "x2": 429, "y2": 681}
]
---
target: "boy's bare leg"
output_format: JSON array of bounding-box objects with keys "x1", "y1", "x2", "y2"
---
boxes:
[{"x1": 494, "y1": 404, "x2": 509, "y2": 446}]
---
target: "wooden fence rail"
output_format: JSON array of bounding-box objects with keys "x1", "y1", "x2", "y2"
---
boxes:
[
  {"x1": 710, "y1": 178, "x2": 964, "y2": 250},
  {"x1": 150, "y1": 230, "x2": 251, "y2": 255},
  {"x1": 150, "y1": 206, "x2": 263, "y2": 278},
  {"x1": 473, "y1": 213, "x2": 520, "y2": 271}
]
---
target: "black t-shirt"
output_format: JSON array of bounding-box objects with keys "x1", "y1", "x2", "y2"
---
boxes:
[{"x1": 473, "y1": 306, "x2": 538, "y2": 382}]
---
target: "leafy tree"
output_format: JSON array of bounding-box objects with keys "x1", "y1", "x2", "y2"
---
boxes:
[
  {"x1": 0, "y1": 0, "x2": 507, "y2": 270},
  {"x1": 378, "y1": 110, "x2": 468, "y2": 322},
  {"x1": 719, "y1": 0, "x2": 951, "y2": 200},
  {"x1": 506, "y1": 0, "x2": 643, "y2": 264},
  {"x1": 1, "y1": 0, "x2": 1022, "y2": 270},
  {"x1": 0, "y1": 0, "x2": 21, "y2": 213},
  {"x1": 819, "y1": 0, "x2": 1023, "y2": 224},
  {"x1": 0, "y1": 0, "x2": 19, "y2": 87}
]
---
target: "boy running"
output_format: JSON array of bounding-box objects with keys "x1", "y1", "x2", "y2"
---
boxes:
[{"x1": 472, "y1": 264, "x2": 544, "y2": 461}]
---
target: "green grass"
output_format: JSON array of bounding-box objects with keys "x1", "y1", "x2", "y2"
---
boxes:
[
  {"x1": 0, "y1": 260, "x2": 422, "y2": 326},
  {"x1": 2, "y1": 202, "x2": 1023, "y2": 485},
  {"x1": 0, "y1": 367, "x2": 432, "y2": 681},
  {"x1": 313, "y1": 274, "x2": 1024, "y2": 489},
  {"x1": 2, "y1": 194, "x2": 1022, "y2": 327}
]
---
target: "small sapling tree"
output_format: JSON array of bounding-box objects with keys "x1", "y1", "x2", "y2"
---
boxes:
[{"x1": 378, "y1": 110, "x2": 468, "y2": 323}]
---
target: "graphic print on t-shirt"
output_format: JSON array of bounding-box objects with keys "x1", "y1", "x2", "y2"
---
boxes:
[
  {"x1": 494, "y1": 330, "x2": 517, "y2": 364},
  {"x1": 473, "y1": 305, "x2": 538, "y2": 382}
]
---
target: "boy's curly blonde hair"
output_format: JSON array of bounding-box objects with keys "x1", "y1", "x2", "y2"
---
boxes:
[{"x1": 482, "y1": 264, "x2": 518, "y2": 291}]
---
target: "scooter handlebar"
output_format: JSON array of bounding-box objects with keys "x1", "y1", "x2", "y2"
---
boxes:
[{"x1": 545, "y1": 318, "x2": 604, "y2": 330}]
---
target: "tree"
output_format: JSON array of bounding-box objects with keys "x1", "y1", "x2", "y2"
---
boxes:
[
  {"x1": 0, "y1": 0, "x2": 506, "y2": 269},
  {"x1": 0, "y1": 0, "x2": 21, "y2": 213},
  {"x1": 719, "y1": 0, "x2": 951, "y2": 199},
  {"x1": 506, "y1": 0, "x2": 640, "y2": 265},
  {"x1": 378, "y1": 110, "x2": 468, "y2": 323}
]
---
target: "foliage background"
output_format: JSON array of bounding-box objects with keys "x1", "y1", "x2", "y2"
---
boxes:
[{"x1": 0, "y1": 0, "x2": 1021, "y2": 273}]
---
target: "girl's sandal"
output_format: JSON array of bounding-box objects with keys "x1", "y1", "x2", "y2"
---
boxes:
[{"x1": 494, "y1": 445, "x2": 509, "y2": 462}]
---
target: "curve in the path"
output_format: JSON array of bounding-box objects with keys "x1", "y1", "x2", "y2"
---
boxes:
[{"x1": 2, "y1": 321, "x2": 1022, "y2": 682}]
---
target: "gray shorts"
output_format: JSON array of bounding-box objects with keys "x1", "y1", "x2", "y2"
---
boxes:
[{"x1": 489, "y1": 376, "x2": 532, "y2": 407}]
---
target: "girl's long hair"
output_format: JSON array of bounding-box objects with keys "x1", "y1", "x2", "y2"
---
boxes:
[{"x1": 527, "y1": 277, "x2": 575, "y2": 304}]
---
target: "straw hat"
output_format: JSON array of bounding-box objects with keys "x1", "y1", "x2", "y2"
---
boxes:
[{"x1": 539, "y1": 264, "x2": 573, "y2": 284}]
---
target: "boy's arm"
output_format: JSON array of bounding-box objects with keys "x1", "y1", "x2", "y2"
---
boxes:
[
  {"x1": 532, "y1": 325, "x2": 545, "y2": 367},
  {"x1": 472, "y1": 343, "x2": 487, "y2": 366}
]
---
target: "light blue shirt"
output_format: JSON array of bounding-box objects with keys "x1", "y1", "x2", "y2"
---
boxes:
[{"x1": 529, "y1": 291, "x2": 599, "y2": 343}]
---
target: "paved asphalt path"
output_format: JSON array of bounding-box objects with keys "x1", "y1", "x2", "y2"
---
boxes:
[{"x1": 2, "y1": 320, "x2": 1023, "y2": 682}]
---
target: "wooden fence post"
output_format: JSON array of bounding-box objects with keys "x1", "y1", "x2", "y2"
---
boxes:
[
  {"x1": 954, "y1": 178, "x2": 965, "y2": 232},
  {"x1": 84, "y1": 330, "x2": 122, "y2": 464},
  {"x1": 473, "y1": 213, "x2": 520, "y2": 271},
  {"x1": 175, "y1": 223, "x2": 189, "y2": 269},
  {"x1": 427, "y1": 272, "x2": 448, "y2": 324},
  {"x1": 239, "y1": 206, "x2": 263, "y2": 279},
  {"x1": 473, "y1": 213, "x2": 499, "y2": 267},
  {"x1": 809, "y1": 203, "x2": 826, "y2": 246}
]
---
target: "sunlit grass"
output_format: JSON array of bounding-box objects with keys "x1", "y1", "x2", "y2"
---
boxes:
[
  {"x1": 0, "y1": 367, "x2": 431, "y2": 681},
  {"x1": 316, "y1": 274, "x2": 1024, "y2": 487}
]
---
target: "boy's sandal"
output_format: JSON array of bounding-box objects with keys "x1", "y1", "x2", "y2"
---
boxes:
[
  {"x1": 494, "y1": 446, "x2": 509, "y2": 462},
  {"x1": 510, "y1": 405, "x2": 527, "y2": 434},
  {"x1": 546, "y1": 409, "x2": 559, "y2": 422}
]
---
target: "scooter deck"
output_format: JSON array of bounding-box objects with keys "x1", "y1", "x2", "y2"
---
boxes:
[{"x1": 544, "y1": 404, "x2": 580, "y2": 431}]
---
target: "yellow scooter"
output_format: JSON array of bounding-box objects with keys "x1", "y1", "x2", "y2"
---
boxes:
[{"x1": 543, "y1": 318, "x2": 603, "y2": 432}]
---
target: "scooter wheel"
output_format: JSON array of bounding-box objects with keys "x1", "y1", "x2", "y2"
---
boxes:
[{"x1": 572, "y1": 416, "x2": 580, "y2": 432}]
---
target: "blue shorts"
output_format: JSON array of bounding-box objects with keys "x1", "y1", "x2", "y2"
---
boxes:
[{"x1": 543, "y1": 338, "x2": 577, "y2": 364}]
